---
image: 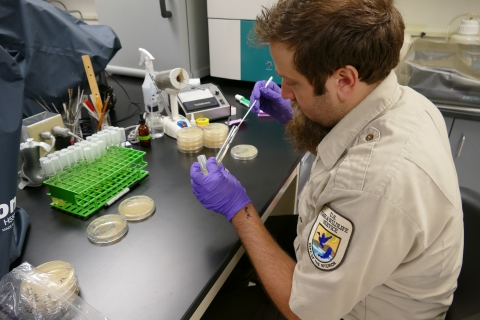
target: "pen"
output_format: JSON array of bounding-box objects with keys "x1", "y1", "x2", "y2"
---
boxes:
[{"x1": 104, "y1": 181, "x2": 141, "y2": 208}]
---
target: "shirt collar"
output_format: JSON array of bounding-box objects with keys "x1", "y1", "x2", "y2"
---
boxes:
[{"x1": 317, "y1": 71, "x2": 400, "y2": 170}]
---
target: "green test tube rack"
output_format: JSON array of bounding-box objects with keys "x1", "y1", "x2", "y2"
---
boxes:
[{"x1": 43, "y1": 146, "x2": 149, "y2": 218}]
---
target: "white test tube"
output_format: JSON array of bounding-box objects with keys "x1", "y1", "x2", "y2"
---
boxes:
[
  {"x1": 198, "y1": 155, "x2": 208, "y2": 175},
  {"x1": 91, "y1": 142, "x2": 100, "y2": 158},
  {"x1": 109, "y1": 130, "x2": 119, "y2": 145},
  {"x1": 117, "y1": 127, "x2": 126, "y2": 142},
  {"x1": 50, "y1": 156, "x2": 62, "y2": 173},
  {"x1": 86, "y1": 136, "x2": 93, "y2": 142},
  {"x1": 59, "y1": 152, "x2": 71, "y2": 169},
  {"x1": 97, "y1": 140, "x2": 106, "y2": 156},
  {"x1": 66, "y1": 150, "x2": 76, "y2": 166},
  {"x1": 96, "y1": 132, "x2": 106, "y2": 147},
  {"x1": 72, "y1": 146, "x2": 84, "y2": 162},
  {"x1": 101, "y1": 131, "x2": 112, "y2": 147},
  {"x1": 42, "y1": 159, "x2": 56, "y2": 177},
  {"x1": 39, "y1": 157, "x2": 48, "y2": 176},
  {"x1": 83, "y1": 147, "x2": 94, "y2": 162}
]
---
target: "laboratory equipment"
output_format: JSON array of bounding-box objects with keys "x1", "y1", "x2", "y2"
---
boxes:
[
  {"x1": 177, "y1": 83, "x2": 231, "y2": 121},
  {"x1": 139, "y1": 48, "x2": 164, "y2": 138},
  {"x1": 0, "y1": 262, "x2": 107, "y2": 319},
  {"x1": 203, "y1": 123, "x2": 229, "y2": 149},
  {"x1": 36, "y1": 260, "x2": 79, "y2": 300},
  {"x1": 235, "y1": 94, "x2": 250, "y2": 108},
  {"x1": 196, "y1": 117, "x2": 209, "y2": 129},
  {"x1": 155, "y1": 68, "x2": 191, "y2": 139},
  {"x1": 215, "y1": 77, "x2": 272, "y2": 164},
  {"x1": 177, "y1": 127, "x2": 204, "y2": 154},
  {"x1": 21, "y1": 112, "x2": 63, "y2": 157},
  {"x1": 43, "y1": 146, "x2": 148, "y2": 218},
  {"x1": 198, "y1": 155, "x2": 208, "y2": 175},
  {"x1": 231, "y1": 144, "x2": 258, "y2": 160},
  {"x1": 138, "y1": 116, "x2": 151, "y2": 147},
  {"x1": 447, "y1": 13, "x2": 480, "y2": 45},
  {"x1": 86, "y1": 214, "x2": 128, "y2": 244},
  {"x1": 18, "y1": 138, "x2": 52, "y2": 189},
  {"x1": 118, "y1": 195, "x2": 155, "y2": 221}
]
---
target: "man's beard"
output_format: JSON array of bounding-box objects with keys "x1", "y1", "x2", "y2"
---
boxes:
[{"x1": 285, "y1": 100, "x2": 331, "y2": 154}]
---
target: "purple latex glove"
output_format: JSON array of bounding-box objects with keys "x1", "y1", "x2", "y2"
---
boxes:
[
  {"x1": 190, "y1": 157, "x2": 251, "y2": 221},
  {"x1": 249, "y1": 80, "x2": 293, "y2": 124}
]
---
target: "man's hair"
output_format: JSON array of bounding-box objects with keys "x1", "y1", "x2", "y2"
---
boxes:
[{"x1": 253, "y1": 0, "x2": 405, "y2": 95}]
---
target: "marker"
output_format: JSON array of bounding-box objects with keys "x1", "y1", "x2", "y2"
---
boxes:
[
  {"x1": 235, "y1": 94, "x2": 250, "y2": 108},
  {"x1": 104, "y1": 181, "x2": 141, "y2": 208}
]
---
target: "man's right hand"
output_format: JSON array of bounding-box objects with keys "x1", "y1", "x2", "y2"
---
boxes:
[{"x1": 250, "y1": 80, "x2": 293, "y2": 124}]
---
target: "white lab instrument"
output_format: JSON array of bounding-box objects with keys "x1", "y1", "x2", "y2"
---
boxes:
[
  {"x1": 155, "y1": 68, "x2": 191, "y2": 139},
  {"x1": 215, "y1": 76, "x2": 272, "y2": 164},
  {"x1": 139, "y1": 48, "x2": 165, "y2": 139}
]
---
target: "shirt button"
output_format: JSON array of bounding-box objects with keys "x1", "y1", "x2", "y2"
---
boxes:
[{"x1": 365, "y1": 134, "x2": 374, "y2": 141}]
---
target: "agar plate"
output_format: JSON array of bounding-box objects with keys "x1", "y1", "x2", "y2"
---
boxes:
[
  {"x1": 231, "y1": 144, "x2": 258, "y2": 160},
  {"x1": 87, "y1": 214, "x2": 128, "y2": 244},
  {"x1": 118, "y1": 195, "x2": 155, "y2": 221}
]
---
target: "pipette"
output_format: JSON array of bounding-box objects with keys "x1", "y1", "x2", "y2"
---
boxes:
[{"x1": 215, "y1": 76, "x2": 273, "y2": 165}]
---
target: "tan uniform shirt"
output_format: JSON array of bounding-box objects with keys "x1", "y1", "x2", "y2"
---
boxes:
[{"x1": 290, "y1": 72, "x2": 463, "y2": 320}]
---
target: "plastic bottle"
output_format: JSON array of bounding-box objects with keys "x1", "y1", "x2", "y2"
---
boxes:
[
  {"x1": 138, "y1": 116, "x2": 151, "y2": 147},
  {"x1": 139, "y1": 48, "x2": 164, "y2": 139}
]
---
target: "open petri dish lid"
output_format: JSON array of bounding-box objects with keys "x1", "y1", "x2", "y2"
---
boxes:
[
  {"x1": 87, "y1": 214, "x2": 128, "y2": 244},
  {"x1": 118, "y1": 195, "x2": 155, "y2": 221},
  {"x1": 231, "y1": 144, "x2": 258, "y2": 160}
]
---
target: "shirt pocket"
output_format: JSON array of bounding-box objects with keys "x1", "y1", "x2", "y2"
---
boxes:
[{"x1": 335, "y1": 127, "x2": 380, "y2": 191}]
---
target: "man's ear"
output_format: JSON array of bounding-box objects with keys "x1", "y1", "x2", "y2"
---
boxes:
[{"x1": 332, "y1": 66, "x2": 359, "y2": 102}]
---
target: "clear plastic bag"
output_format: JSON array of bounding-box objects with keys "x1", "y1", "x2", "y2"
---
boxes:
[
  {"x1": 395, "y1": 38, "x2": 480, "y2": 108},
  {"x1": 0, "y1": 262, "x2": 108, "y2": 320}
]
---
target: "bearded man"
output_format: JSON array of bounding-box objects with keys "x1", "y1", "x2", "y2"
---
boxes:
[{"x1": 190, "y1": 0, "x2": 463, "y2": 319}]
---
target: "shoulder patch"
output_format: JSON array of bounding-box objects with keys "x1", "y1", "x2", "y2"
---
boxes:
[{"x1": 307, "y1": 205, "x2": 354, "y2": 271}]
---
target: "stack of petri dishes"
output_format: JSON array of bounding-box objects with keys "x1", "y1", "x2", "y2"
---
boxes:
[
  {"x1": 177, "y1": 127, "x2": 204, "y2": 153},
  {"x1": 34, "y1": 260, "x2": 79, "y2": 302},
  {"x1": 203, "y1": 123, "x2": 229, "y2": 149}
]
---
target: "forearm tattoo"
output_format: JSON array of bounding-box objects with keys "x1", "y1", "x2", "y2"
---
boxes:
[{"x1": 243, "y1": 206, "x2": 252, "y2": 219}]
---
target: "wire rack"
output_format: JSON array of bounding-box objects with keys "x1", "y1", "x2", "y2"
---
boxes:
[{"x1": 44, "y1": 146, "x2": 148, "y2": 218}]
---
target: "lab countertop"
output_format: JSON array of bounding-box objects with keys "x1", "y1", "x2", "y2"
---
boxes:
[{"x1": 15, "y1": 75, "x2": 302, "y2": 319}]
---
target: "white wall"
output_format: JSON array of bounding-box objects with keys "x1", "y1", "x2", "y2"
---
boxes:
[{"x1": 54, "y1": 0, "x2": 479, "y2": 36}]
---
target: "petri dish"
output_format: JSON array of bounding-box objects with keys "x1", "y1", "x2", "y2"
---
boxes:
[
  {"x1": 231, "y1": 144, "x2": 258, "y2": 160},
  {"x1": 203, "y1": 123, "x2": 228, "y2": 148},
  {"x1": 177, "y1": 127, "x2": 204, "y2": 153},
  {"x1": 36, "y1": 260, "x2": 75, "y2": 288},
  {"x1": 118, "y1": 195, "x2": 155, "y2": 221},
  {"x1": 87, "y1": 214, "x2": 128, "y2": 244}
]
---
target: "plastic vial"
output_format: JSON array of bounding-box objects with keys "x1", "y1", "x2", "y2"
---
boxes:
[
  {"x1": 197, "y1": 155, "x2": 208, "y2": 175},
  {"x1": 42, "y1": 159, "x2": 56, "y2": 177},
  {"x1": 109, "y1": 130, "x2": 119, "y2": 146},
  {"x1": 50, "y1": 156, "x2": 62, "y2": 173},
  {"x1": 84, "y1": 147, "x2": 94, "y2": 162},
  {"x1": 66, "y1": 150, "x2": 76, "y2": 166},
  {"x1": 91, "y1": 142, "x2": 100, "y2": 158},
  {"x1": 98, "y1": 140, "x2": 106, "y2": 155},
  {"x1": 59, "y1": 152, "x2": 71, "y2": 169},
  {"x1": 72, "y1": 146, "x2": 83, "y2": 162}
]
